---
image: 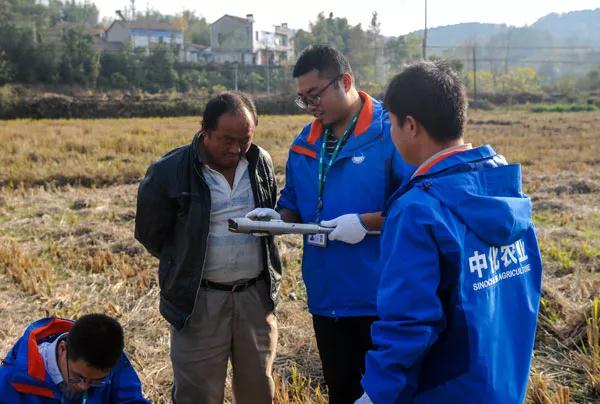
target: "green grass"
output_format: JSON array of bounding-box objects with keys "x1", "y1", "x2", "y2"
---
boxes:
[
  {"x1": 531, "y1": 103, "x2": 599, "y2": 113},
  {"x1": 542, "y1": 241, "x2": 574, "y2": 273}
]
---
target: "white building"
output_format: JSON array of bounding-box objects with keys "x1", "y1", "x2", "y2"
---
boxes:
[
  {"x1": 103, "y1": 20, "x2": 184, "y2": 59},
  {"x1": 210, "y1": 14, "x2": 295, "y2": 66}
]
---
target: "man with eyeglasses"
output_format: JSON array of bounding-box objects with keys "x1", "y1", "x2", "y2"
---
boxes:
[
  {"x1": 0, "y1": 314, "x2": 148, "y2": 403},
  {"x1": 247, "y1": 45, "x2": 412, "y2": 404}
]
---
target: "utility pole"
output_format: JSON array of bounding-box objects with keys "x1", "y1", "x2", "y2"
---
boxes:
[
  {"x1": 472, "y1": 46, "x2": 478, "y2": 103},
  {"x1": 266, "y1": 47, "x2": 271, "y2": 95},
  {"x1": 234, "y1": 62, "x2": 239, "y2": 91},
  {"x1": 422, "y1": 0, "x2": 428, "y2": 60},
  {"x1": 504, "y1": 27, "x2": 512, "y2": 74}
]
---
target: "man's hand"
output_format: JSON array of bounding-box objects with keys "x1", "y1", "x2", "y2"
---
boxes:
[
  {"x1": 320, "y1": 214, "x2": 368, "y2": 244},
  {"x1": 245, "y1": 208, "x2": 281, "y2": 221}
]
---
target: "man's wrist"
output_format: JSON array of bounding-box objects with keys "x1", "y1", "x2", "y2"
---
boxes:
[
  {"x1": 358, "y1": 211, "x2": 385, "y2": 231},
  {"x1": 357, "y1": 213, "x2": 369, "y2": 231}
]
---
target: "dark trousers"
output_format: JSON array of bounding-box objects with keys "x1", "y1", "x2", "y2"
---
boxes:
[{"x1": 312, "y1": 315, "x2": 378, "y2": 404}]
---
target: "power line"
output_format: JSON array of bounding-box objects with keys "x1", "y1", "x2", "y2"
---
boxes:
[
  {"x1": 447, "y1": 58, "x2": 600, "y2": 65},
  {"x1": 426, "y1": 45, "x2": 600, "y2": 50},
  {"x1": 364, "y1": 44, "x2": 600, "y2": 51}
]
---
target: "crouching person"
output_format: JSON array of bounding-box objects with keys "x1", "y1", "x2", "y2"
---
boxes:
[{"x1": 0, "y1": 314, "x2": 149, "y2": 403}]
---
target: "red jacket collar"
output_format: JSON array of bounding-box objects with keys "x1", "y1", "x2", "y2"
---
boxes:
[{"x1": 26, "y1": 318, "x2": 74, "y2": 382}]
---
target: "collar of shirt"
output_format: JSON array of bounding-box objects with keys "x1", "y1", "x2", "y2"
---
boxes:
[
  {"x1": 38, "y1": 332, "x2": 68, "y2": 385},
  {"x1": 203, "y1": 156, "x2": 249, "y2": 191},
  {"x1": 410, "y1": 143, "x2": 473, "y2": 180}
]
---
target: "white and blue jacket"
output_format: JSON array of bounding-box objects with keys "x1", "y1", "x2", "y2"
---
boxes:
[
  {"x1": 362, "y1": 145, "x2": 543, "y2": 403},
  {"x1": 277, "y1": 92, "x2": 412, "y2": 317},
  {"x1": 0, "y1": 317, "x2": 148, "y2": 403}
]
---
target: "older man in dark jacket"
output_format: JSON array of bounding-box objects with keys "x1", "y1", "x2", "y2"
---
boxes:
[{"x1": 135, "y1": 92, "x2": 281, "y2": 404}]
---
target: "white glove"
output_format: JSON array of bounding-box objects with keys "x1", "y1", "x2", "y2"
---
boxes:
[
  {"x1": 320, "y1": 214, "x2": 368, "y2": 244},
  {"x1": 355, "y1": 392, "x2": 374, "y2": 404},
  {"x1": 245, "y1": 208, "x2": 281, "y2": 221}
]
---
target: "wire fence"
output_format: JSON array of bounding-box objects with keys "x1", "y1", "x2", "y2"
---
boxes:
[{"x1": 167, "y1": 43, "x2": 600, "y2": 99}]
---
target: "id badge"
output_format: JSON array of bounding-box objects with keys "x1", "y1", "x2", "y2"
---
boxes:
[{"x1": 307, "y1": 233, "x2": 327, "y2": 248}]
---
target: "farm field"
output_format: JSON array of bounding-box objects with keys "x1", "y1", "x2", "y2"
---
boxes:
[{"x1": 0, "y1": 110, "x2": 599, "y2": 403}]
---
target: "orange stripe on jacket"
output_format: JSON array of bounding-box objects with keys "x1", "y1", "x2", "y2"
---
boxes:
[
  {"x1": 291, "y1": 145, "x2": 317, "y2": 159},
  {"x1": 12, "y1": 382, "x2": 55, "y2": 399},
  {"x1": 306, "y1": 91, "x2": 375, "y2": 145},
  {"x1": 27, "y1": 319, "x2": 74, "y2": 382},
  {"x1": 413, "y1": 146, "x2": 471, "y2": 178},
  {"x1": 354, "y1": 91, "x2": 374, "y2": 137},
  {"x1": 306, "y1": 120, "x2": 323, "y2": 145}
]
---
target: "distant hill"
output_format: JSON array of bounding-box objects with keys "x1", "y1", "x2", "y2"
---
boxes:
[
  {"x1": 409, "y1": 8, "x2": 600, "y2": 47},
  {"x1": 411, "y1": 22, "x2": 507, "y2": 48},
  {"x1": 532, "y1": 8, "x2": 600, "y2": 45},
  {"x1": 407, "y1": 9, "x2": 600, "y2": 78}
]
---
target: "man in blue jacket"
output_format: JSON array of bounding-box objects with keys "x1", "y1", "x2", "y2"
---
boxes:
[
  {"x1": 358, "y1": 61, "x2": 543, "y2": 403},
  {"x1": 247, "y1": 45, "x2": 411, "y2": 403},
  {"x1": 0, "y1": 314, "x2": 148, "y2": 403}
]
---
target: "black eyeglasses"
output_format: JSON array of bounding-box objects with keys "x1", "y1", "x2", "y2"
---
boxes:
[
  {"x1": 66, "y1": 347, "x2": 110, "y2": 387},
  {"x1": 294, "y1": 75, "x2": 342, "y2": 110}
]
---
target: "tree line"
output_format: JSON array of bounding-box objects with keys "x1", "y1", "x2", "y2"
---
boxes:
[{"x1": 1, "y1": 1, "x2": 599, "y2": 97}]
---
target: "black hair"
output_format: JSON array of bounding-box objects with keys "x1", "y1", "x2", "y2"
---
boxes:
[
  {"x1": 67, "y1": 313, "x2": 124, "y2": 371},
  {"x1": 292, "y1": 44, "x2": 352, "y2": 80},
  {"x1": 201, "y1": 91, "x2": 258, "y2": 131},
  {"x1": 384, "y1": 60, "x2": 467, "y2": 143}
]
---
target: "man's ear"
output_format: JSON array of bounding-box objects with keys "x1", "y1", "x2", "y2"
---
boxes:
[
  {"x1": 57, "y1": 340, "x2": 67, "y2": 365},
  {"x1": 404, "y1": 115, "x2": 419, "y2": 139},
  {"x1": 340, "y1": 73, "x2": 353, "y2": 92}
]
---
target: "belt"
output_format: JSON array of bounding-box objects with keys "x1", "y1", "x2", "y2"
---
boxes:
[{"x1": 200, "y1": 276, "x2": 259, "y2": 292}]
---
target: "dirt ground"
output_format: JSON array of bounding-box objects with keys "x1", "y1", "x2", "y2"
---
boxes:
[{"x1": 0, "y1": 110, "x2": 598, "y2": 403}]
